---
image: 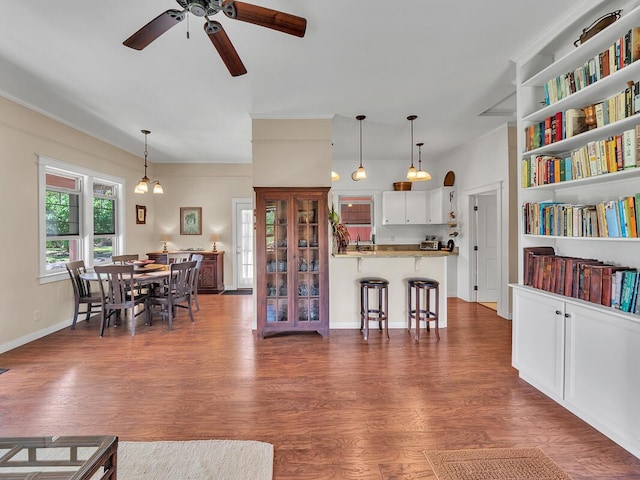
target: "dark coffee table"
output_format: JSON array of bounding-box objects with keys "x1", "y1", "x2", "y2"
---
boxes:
[{"x1": 0, "y1": 435, "x2": 117, "y2": 479}]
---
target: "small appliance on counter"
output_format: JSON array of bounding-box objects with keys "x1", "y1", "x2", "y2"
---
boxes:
[{"x1": 420, "y1": 236, "x2": 440, "y2": 251}]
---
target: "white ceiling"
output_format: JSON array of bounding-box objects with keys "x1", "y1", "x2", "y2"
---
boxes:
[{"x1": 0, "y1": 1, "x2": 583, "y2": 166}]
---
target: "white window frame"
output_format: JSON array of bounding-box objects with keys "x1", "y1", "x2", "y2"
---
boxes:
[
  {"x1": 38, "y1": 155, "x2": 125, "y2": 283},
  {"x1": 337, "y1": 193, "x2": 375, "y2": 245}
]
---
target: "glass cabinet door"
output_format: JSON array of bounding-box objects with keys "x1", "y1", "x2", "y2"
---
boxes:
[
  {"x1": 296, "y1": 198, "x2": 321, "y2": 325},
  {"x1": 265, "y1": 199, "x2": 289, "y2": 324}
]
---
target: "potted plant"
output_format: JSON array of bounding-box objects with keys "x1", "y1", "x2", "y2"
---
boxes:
[{"x1": 329, "y1": 204, "x2": 350, "y2": 253}]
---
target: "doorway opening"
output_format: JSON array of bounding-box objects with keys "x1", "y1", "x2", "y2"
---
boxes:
[
  {"x1": 468, "y1": 183, "x2": 502, "y2": 313},
  {"x1": 232, "y1": 198, "x2": 254, "y2": 291}
]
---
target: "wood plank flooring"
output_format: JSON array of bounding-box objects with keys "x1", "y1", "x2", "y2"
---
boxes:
[{"x1": 1, "y1": 296, "x2": 639, "y2": 479}]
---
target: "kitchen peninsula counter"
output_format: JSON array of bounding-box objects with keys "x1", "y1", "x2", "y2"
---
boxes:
[
  {"x1": 333, "y1": 248, "x2": 458, "y2": 258},
  {"x1": 329, "y1": 246, "x2": 456, "y2": 332}
]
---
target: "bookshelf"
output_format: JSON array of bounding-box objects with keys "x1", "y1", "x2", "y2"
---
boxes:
[{"x1": 514, "y1": 0, "x2": 640, "y2": 459}]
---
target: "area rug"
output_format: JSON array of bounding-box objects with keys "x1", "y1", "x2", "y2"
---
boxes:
[
  {"x1": 1, "y1": 439, "x2": 273, "y2": 480},
  {"x1": 425, "y1": 447, "x2": 572, "y2": 480},
  {"x1": 117, "y1": 440, "x2": 272, "y2": 479},
  {"x1": 222, "y1": 289, "x2": 253, "y2": 295}
]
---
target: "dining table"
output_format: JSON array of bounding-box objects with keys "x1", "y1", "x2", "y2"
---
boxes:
[
  {"x1": 79, "y1": 264, "x2": 173, "y2": 334},
  {"x1": 79, "y1": 263, "x2": 170, "y2": 282}
]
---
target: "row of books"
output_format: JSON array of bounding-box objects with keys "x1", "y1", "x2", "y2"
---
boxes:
[
  {"x1": 524, "y1": 247, "x2": 640, "y2": 314},
  {"x1": 522, "y1": 195, "x2": 640, "y2": 238},
  {"x1": 521, "y1": 128, "x2": 640, "y2": 187},
  {"x1": 543, "y1": 27, "x2": 640, "y2": 106},
  {"x1": 524, "y1": 81, "x2": 640, "y2": 152}
]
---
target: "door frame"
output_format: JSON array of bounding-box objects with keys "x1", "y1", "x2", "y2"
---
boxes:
[
  {"x1": 231, "y1": 197, "x2": 253, "y2": 290},
  {"x1": 466, "y1": 181, "x2": 503, "y2": 310}
]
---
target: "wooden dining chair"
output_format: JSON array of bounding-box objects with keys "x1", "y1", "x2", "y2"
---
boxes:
[
  {"x1": 148, "y1": 260, "x2": 197, "y2": 331},
  {"x1": 65, "y1": 260, "x2": 103, "y2": 329},
  {"x1": 94, "y1": 264, "x2": 149, "y2": 336},
  {"x1": 190, "y1": 254, "x2": 204, "y2": 312},
  {"x1": 112, "y1": 254, "x2": 139, "y2": 264}
]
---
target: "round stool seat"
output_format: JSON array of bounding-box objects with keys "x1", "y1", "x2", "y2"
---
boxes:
[
  {"x1": 359, "y1": 277, "x2": 389, "y2": 286},
  {"x1": 407, "y1": 277, "x2": 438, "y2": 287}
]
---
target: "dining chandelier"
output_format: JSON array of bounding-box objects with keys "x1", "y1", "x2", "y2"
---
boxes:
[
  {"x1": 351, "y1": 114, "x2": 367, "y2": 181},
  {"x1": 134, "y1": 129, "x2": 164, "y2": 194}
]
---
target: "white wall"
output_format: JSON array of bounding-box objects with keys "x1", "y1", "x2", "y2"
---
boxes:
[{"x1": 436, "y1": 124, "x2": 516, "y2": 319}]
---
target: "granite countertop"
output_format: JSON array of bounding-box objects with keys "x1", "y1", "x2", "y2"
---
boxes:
[{"x1": 332, "y1": 245, "x2": 458, "y2": 258}]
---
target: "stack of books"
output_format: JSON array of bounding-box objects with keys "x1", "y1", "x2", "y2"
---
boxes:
[{"x1": 524, "y1": 247, "x2": 640, "y2": 313}]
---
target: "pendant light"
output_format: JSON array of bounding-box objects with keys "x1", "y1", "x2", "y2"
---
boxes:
[
  {"x1": 351, "y1": 115, "x2": 367, "y2": 181},
  {"x1": 134, "y1": 129, "x2": 164, "y2": 194},
  {"x1": 406, "y1": 115, "x2": 418, "y2": 180},
  {"x1": 414, "y1": 142, "x2": 432, "y2": 181}
]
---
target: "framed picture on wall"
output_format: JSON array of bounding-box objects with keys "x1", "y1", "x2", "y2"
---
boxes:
[
  {"x1": 180, "y1": 207, "x2": 202, "y2": 235},
  {"x1": 136, "y1": 205, "x2": 146, "y2": 225}
]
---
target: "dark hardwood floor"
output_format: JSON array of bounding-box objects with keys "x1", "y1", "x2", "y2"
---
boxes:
[{"x1": 1, "y1": 296, "x2": 639, "y2": 479}]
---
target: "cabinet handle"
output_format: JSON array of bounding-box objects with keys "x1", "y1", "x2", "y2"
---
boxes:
[
  {"x1": 564, "y1": 313, "x2": 571, "y2": 318},
  {"x1": 555, "y1": 310, "x2": 562, "y2": 315}
]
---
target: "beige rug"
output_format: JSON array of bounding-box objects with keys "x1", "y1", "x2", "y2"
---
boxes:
[
  {"x1": 1, "y1": 439, "x2": 273, "y2": 480},
  {"x1": 425, "y1": 447, "x2": 572, "y2": 480}
]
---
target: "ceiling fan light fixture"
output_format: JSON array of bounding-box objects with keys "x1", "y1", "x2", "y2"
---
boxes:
[
  {"x1": 188, "y1": 0, "x2": 209, "y2": 16},
  {"x1": 414, "y1": 142, "x2": 432, "y2": 181},
  {"x1": 353, "y1": 114, "x2": 367, "y2": 181},
  {"x1": 135, "y1": 130, "x2": 164, "y2": 195}
]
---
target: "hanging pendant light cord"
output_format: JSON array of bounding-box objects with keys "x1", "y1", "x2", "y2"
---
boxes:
[
  {"x1": 143, "y1": 131, "x2": 149, "y2": 175},
  {"x1": 410, "y1": 118, "x2": 414, "y2": 167},
  {"x1": 359, "y1": 118, "x2": 363, "y2": 168}
]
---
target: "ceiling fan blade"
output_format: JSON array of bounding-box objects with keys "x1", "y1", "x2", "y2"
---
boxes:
[
  {"x1": 123, "y1": 9, "x2": 185, "y2": 50},
  {"x1": 205, "y1": 21, "x2": 247, "y2": 77},
  {"x1": 226, "y1": 1, "x2": 306, "y2": 37}
]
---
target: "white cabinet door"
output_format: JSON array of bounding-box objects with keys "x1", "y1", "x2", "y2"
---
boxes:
[
  {"x1": 405, "y1": 191, "x2": 427, "y2": 224},
  {"x1": 512, "y1": 288, "x2": 565, "y2": 400},
  {"x1": 381, "y1": 191, "x2": 406, "y2": 225},
  {"x1": 564, "y1": 303, "x2": 640, "y2": 450},
  {"x1": 427, "y1": 188, "x2": 444, "y2": 224},
  {"x1": 382, "y1": 191, "x2": 427, "y2": 225},
  {"x1": 427, "y1": 187, "x2": 454, "y2": 224}
]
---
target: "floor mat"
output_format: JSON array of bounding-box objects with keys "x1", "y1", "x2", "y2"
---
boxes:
[
  {"x1": 222, "y1": 289, "x2": 253, "y2": 295},
  {"x1": 425, "y1": 447, "x2": 572, "y2": 480}
]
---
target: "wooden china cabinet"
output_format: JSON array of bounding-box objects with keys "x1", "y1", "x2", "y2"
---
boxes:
[{"x1": 254, "y1": 187, "x2": 330, "y2": 338}]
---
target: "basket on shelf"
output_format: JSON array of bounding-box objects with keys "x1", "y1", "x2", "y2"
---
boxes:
[{"x1": 393, "y1": 182, "x2": 412, "y2": 191}]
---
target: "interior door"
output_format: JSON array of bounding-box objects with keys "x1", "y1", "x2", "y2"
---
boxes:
[
  {"x1": 476, "y1": 193, "x2": 498, "y2": 302},
  {"x1": 234, "y1": 199, "x2": 254, "y2": 289}
]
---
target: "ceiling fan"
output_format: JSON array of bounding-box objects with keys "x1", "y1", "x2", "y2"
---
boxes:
[{"x1": 123, "y1": 0, "x2": 307, "y2": 77}]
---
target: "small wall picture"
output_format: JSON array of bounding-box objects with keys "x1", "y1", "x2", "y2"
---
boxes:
[
  {"x1": 136, "y1": 205, "x2": 146, "y2": 225},
  {"x1": 180, "y1": 207, "x2": 202, "y2": 235}
]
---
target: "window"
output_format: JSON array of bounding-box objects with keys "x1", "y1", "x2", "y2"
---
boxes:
[
  {"x1": 38, "y1": 156, "x2": 125, "y2": 282},
  {"x1": 338, "y1": 195, "x2": 374, "y2": 244},
  {"x1": 44, "y1": 172, "x2": 81, "y2": 272},
  {"x1": 93, "y1": 182, "x2": 117, "y2": 265}
]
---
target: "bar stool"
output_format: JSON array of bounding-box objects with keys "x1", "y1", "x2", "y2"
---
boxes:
[
  {"x1": 359, "y1": 277, "x2": 390, "y2": 341},
  {"x1": 407, "y1": 277, "x2": 440, "y2": 341}
]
